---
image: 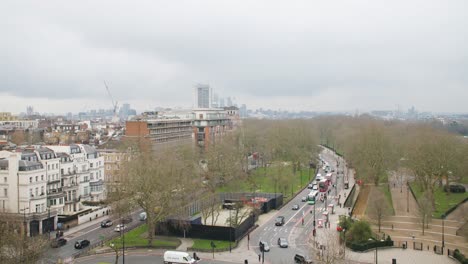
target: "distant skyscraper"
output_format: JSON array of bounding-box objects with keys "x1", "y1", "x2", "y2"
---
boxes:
[
  {"x1": 219, "y1": 98, "x2": 225, "y2": 108},
  {"x1": 211, "y1": 93, "x2": 219, "y2": 108},
  {"x1": 196, "y1": 84, "x2": 211, "y2": 108},
  {"x1": 226, "y1": 97, "x2": 233, "y2": 107}
]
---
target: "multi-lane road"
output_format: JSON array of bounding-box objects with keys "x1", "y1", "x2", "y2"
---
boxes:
[
  {"x1": 44, "y1": 209, "x2": 144, "y2": 262},
  {"x1": 250, "y1": 148, "x2": 344, "y2": 263}
]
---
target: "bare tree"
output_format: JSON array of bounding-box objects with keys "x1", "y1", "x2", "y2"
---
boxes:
[
  {"x1": 122, "y1": 142, "x2": 196, "y2": 246},
  {"x1": 418, "y1": 192, "x2": 433, "y2": 236},
  {"x1": 0, "y1": 213, "x2": 48, "y2": 263},
  {"x1": 310, "y1": 228, "x2": 344, "y2": 264},
  {"x1": 225, "y1": 203, "x2": 252, "y2": 228},
  {"x1": 367, "y1": 187, "x2": 391, "y2": 233}
]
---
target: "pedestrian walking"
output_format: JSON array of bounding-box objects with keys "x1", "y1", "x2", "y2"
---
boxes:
[{"x1": 258, "y1": 254, "x2": 261, "y2": 262}]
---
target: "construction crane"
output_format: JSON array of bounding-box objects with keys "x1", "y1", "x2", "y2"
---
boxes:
[{"x1": 103, "y1": 81, "x2": 119, "y2": 122}]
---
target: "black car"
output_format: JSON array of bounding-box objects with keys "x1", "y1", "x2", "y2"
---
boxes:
[
  {"x1": 50, "y1": 238, "x2": 67, "y2": 248},
  {"x1": 294, "y1": 254, "x2": 313, "y2": 264},
  {"x1": 101, "y1": 219, "x2": 113, "y2": 228},
  {"x1": 74, "y1": 239, "x2": 90, "y2": 249},
  {"x1": 275, "y1": 216, "x2": 285, "y2": 226}
]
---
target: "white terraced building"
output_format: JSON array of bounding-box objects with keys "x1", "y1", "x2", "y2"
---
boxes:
[{"x1": 0, "y1": 144, "x2": 105, "y2": 236}]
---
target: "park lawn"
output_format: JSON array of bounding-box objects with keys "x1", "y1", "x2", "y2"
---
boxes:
[
  {"x1": 410, "y1": 183, "x2": 468, "y2": 219},
  {"x1": 191, "y1": 239, "x2": 232, "y2": 250},
  {"x1": 109, "y1": 224, "x2": 179, "y2": 248},
  {"x1": 382, "y1": 185, "x2": 395, "y2": 215},
  {"x1": 217, "y1": 165, "x2": 314, "y2": 201}
]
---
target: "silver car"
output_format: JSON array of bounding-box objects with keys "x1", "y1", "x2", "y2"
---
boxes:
[{"x1": 278, "y1": 237, "x2": 288, "y2": 248}]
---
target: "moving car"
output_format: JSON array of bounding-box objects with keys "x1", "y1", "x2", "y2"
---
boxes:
[
  {"x1": 259, "y1": 241, "x2": 270, "y2": 252},
  {"x1": 292, "y1": 204, "x2": 300, "y2": 210},
  {"x1": 101, "y1": 219, "x2": 113, "y2": 228},
  {"x1": 50, "y1": 238, "x2": 67, "y2": 248},
  {"x1": 114, "y1": 224, "x2": 127, "y2": 232},
  {"x1": 74, "y1": 239, "x2": 90, "y2": 249},
  {"x1": 163, "y1": 250, "x2": 196, "y2": 264},
  {"x1": 312, "y1": 184, "x2": 318, "y2": 191},
  {"x1": 277, "y1": 237, "x2": 288, "y2": 248},
  {"x1": 275, "y1": 216, "x2": 285, "y2": 226},
  {"x1": 307, "y1": 183, "x2": 313, "y2": 189},
  {"x1": 301, "y1": 196, "x2": 307, "y2": 202}
]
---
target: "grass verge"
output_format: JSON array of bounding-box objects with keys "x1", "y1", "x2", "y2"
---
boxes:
[
  {"x1": 410, "y1": 182, "x2": 468, "y2": 218},
  {"x1": 217, "y1": 165, "x2": 314, "y2": 201},
  {"x1": 191, "y1": 239, "x2": 232, "y2": 250},
  {"x1": 108, "y1": 224, "x2": 179, "y2": 248}
]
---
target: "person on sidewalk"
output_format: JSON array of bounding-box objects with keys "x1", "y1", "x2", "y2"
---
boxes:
[{"x1": 258, "y1": 254, "x2": 261, "y2": 262}]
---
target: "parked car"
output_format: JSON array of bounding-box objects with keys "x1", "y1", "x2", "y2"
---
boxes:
[
  {"x1": 312, "y1": 184, "x2": 318, "y2": 191},
  {"x1": 114, "y1": 224, "x2": 127, "y2": 232},
  {"x1": 100, "y1": 219, "x2": 113, "y2": 228},
  {"x1": 275, "y1": 216, "x2": 285, "y2": 226},
  {"x1": 139, "y1": 212, "x2": 147, "y2": 221},
  {"x1": 74, "y1": 239, "x2": 90, "y2": 249},
  {"x1": 259, "y1": 241, "x2": 270, "y2": 252},
  {"x1": 294, "y1": 253, "x2": 313, "y2": 263},
  {"x1": 301, "y1": 196, "x2": 307, "y2": 202},
  {"x1": 51, "y1": 238, "x2": 67, "y2": 248},
  {"x1": 445, "y1": 184, "x2": 466, "y2": 193},
  {"x1": 292, "y1": 204, "x2": 300, "y2": 210},
  {"x1": 277, "y1": 237, "x2": 288, "y2": 248}
]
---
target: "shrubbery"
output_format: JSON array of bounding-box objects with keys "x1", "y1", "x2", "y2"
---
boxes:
[{"x1": 454, "y1": 249, "x2": 468, "y2": 264}]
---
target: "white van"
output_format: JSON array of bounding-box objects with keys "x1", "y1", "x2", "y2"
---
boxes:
[
  {"x1": 139, "y1": 212, "x2": 147, "y2": 221},
  {"x1": 163, "y1": 251, "x2": 196, "y2": 264}
]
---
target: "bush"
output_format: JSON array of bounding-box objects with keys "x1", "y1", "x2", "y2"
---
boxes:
[
  {"x1": 348, "y1": 239, "x2": 394, "y2": 252},
  {"x1": 348, "y1": 220, "x2": 372, "y2": 243},
  {"x1": 454, "y1": 249, "x2": 468, "y2": 264}
]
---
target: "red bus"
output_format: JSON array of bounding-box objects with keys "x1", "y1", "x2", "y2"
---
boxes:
[{"x1": 319, "y1": 179, "x2": 328, "y2": 192}]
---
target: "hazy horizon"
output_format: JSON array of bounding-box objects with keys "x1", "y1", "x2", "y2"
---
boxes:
[{"x1": 1, "y1": 0, "x2": 467, "y2": 114}]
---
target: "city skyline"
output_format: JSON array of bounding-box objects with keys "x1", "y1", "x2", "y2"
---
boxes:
[{"x1": 1, "y1": 1, "x2": 467, "y2": 114}]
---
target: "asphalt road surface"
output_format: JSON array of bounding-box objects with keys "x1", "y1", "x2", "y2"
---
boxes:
[
  {"x1": 44, "y1": 209, "x2": 144, "y2": 263},
  {"x1": 250, "y1": 148, "x2": 344, "y2": 264},
  {"x1": 76, "y1": 253, "x2": 239, "y2": 264}
]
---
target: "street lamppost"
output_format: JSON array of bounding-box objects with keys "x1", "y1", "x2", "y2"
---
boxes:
[
  {"x1": 343, "y1": 229, "x2": 346, "y2": 260},
  {"x1": 369, "y1": 238, "x2": 377, "y2": 264},
  {"x1": 406, "y1": 181, "x2": 410, "y2": 213},
  {"x1": 20, "y1": 207, "x2": 29, "y2": 237},
  {"x1": 120, "y1": 218, "x2": 125, "y2": 264},
  {"x1": 442, "y1": 214, "x2": 446, "y2": 251},
  {"x1": 47, "y1": 206, "x2": 51, "y2": 239},
  {"x1": 229, "y1": 209, "x2": 232, "y2": 253}
]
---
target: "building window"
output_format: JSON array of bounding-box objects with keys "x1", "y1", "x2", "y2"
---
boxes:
[
  {"x1": 41, "y1": 175, "x2": 44, "y2": 181},
  {"x1": 29, "y1": 177, "x2": 32, "y2": 183},
  {"x1": 35, "y1": 176, "x2": 38, "y2": 182},
  {"x1": 106, "y1": 165, "x2": 111, "y2": 170},
  {"x1": 90, "y1": 163, "x2": 93, "y2": 168},
  {"x1": 29, "y1": 189, "x2": 32, "y2": 197},
  {"x1": 35, "y1": 187, "x2": 38, "y2": 196},
  {"x1": 36, "y1": 204, "x2": 40, "y2": 213},
  {"x1": 48, "y1": 164, "x2": 50, "y2": 170},
  {"x1": 3, "y1": 177, "x2": 6, "y2": 183},
  {"x1": 3, "y1": 188, "x2": 7, "y2": 197},
  {"x1": 41, "y1": 186, "x2": 44, "y2": 195}
]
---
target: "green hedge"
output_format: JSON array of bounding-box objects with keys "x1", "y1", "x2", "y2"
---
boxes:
[
  {"x1": 454, "y1": 249, "x2": 468, "y2": 264},
  {"x1": 348, "y1": 239, "x2": 393, "y2": 252}
]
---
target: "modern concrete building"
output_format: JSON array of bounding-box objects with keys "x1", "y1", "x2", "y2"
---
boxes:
[
  {"x1": 192, "y1": 108, "x2": 233, "y2": 149},
  {"x1": 125, "y1": 113, "x2": 193, "y2": 148}
]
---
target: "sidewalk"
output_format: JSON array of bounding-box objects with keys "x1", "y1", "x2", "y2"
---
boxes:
[{"x1": 51, "y1": 211, "x2": 113, "y2": 239}]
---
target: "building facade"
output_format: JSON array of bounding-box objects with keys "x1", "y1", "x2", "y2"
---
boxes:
[{"x1": 192, "y1": 108, "x2": 233, "y2": 149}]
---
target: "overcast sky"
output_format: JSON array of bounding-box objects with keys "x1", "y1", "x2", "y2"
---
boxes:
[{"x1": 1, "y1": 0, "x2": 467, "y2": 115}]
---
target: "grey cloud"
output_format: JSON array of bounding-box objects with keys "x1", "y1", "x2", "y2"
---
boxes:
[{"x1": 1, "y1": 0, "x2": 467, "y2": 112}]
